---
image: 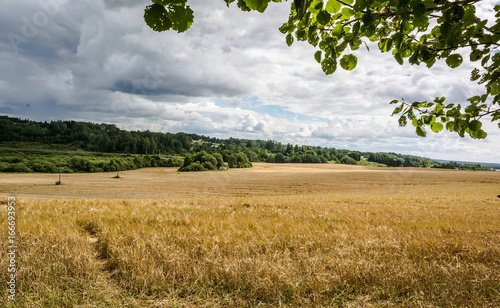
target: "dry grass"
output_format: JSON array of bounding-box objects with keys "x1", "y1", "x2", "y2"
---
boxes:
[{"x1": 1, "y1": 164, "x2": 499, "y2": 307}]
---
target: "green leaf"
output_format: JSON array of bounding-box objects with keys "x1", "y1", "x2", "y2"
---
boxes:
[
  {"x1": 413, "y1": 15, "x2": 429, "y2": 28},
  {"x1": 434, "y1": 97, "x2": 446, "y2": 104},
  {"x1": 352, "y1": 22, "x2": 360, "y2": 36},
  {"x1": 144, "y1": 4, "x2": 172, "y2": 32},
  {"x1": 153, "y1": 0, "x2": 186, "y2": 5},
  {"x1": 168, "y1": 5, "x2": 194, "y2": 33},
  {"x1": 237, "y1": 0, "x2": 252, "y2": 11},
  {"x1": 445, "y1": 6, "x2": 465, "y2": 23},
  {"x1": 286, "y1": 33, "x2": 294, "y2": 46},
  {"x1": 423, "y1": 115, "x2": 436, "y2": 125},
  {"x1": 314, "y1": 50, "x2": 322, "y2": 63},
  {"x1": 331, "y1": 24, "x2": 343, "y2": 38},
  {"x1": 294, "y1": 0, "x2": 308, "y2": 19},
  {"x1": 394, "y1": 52, "x2": 404, "y2": 65},
  {"x1": 431, "y1": 122, "x2": 444, "y2": 133},
  {"x1": 469, "y1": 49, "x2": 482, "y2": 62},
  {"x1": 362, "y1": 13, "x2": 375, "y2": 27},
  {"x1": 468, "y1": 120, "x2": 482, "y2": 131},
  {"x1": 340, "y1": 54, "x2": 357, "y2": 70},
  {"x1": 279, "y1": 23, "x2": 289, "y2": 34},
  {"x1": 440, "y1": 22, "x2": 451, "y2": 40},
  {"x1": 317, "y1": 10, "x2": 331, "y2": 26},
  {"x1": 470, "y1": 68, "x2": 480, "y2": 81},
  {"x1": 325, "y1": 0, "x2": 341, "y2": 14},
  {"x1": 244, "y1": 0, "x2": 269, "y2": 12},
  {"x1": 413, "y1": 3, "x2": 426, "y2": 18},
  {"x1": 475, "y1": 129, "x2": 487, "y2": 139},
  {"x1": 341, "y1": 7, "x2": 355, "y2": 18},
  {"x1": 354, "y1": 0, "x2": 368, "y2": 11},
  {"x1": 321, "y1": 57, "x2": 337, "y2": 75},
  {"x1": 378, "y1": 39, "x2": 392, "y2": 52},
  {"x1": 445, "y1": 54, "x2": 463, "y2": 68},
  {"x1": 398, "y1": 115, "x2": 407, "y2": 126},
  {"x1": 416, "y1": 125, "x2": 427, "y2": 137},
  {"x1": 296, "y1": 29, "x2": 306, "y2": 41},
  {"x1": 392, "y1": 103, "x2": 404, "y2": 115},
  {"x1": 490, "y1": 80, "x2": 500, "y2": 95},
  {"x1": 481, "y1": 55, "x2": 490, "y2": 67}
]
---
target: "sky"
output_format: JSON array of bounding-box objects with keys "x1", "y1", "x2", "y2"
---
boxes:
[{"x1": 1, "y1": 0, "x2": 499, "y2": 163}]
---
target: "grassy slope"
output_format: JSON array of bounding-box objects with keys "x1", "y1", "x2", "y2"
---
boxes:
[{"x1": 1, "y1": 164, "x2": 499, "y2": 307}]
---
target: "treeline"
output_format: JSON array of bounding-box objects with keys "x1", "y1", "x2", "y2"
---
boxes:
[
  {"x1": 0, "y1": 116, "x2": 494, "y2": 171},
  {"x1": 367, "y1": 152, "x2": 492, "y2": 170},
  {"x1": 0, "y1": 150, "x2": 183, "y2": 173},
  {"x1": 367, "y1": 153, "x2": 433, "y2": 167},
  {"x1": 433, "y1": 161, "x2": 492, "y2": 171},
  {"x1": 178, "y1": 151, "x2": 252, "y2": 172},
  {"x1": 0, "y1": 116, "x2": 191, "y2": 155},
  {"x1": 191, "y1": 138, "x2": 361, "y2": 164},
  {"x1": 0, "y1": 116, "x2": 342, "y2": 164}
]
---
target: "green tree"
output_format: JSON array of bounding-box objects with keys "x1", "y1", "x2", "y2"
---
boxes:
[
  {"x1": 212, "y1": 153, "x2": 226, "y2": 167},
  {"x1": 145, "y1": 0, "x2": 500, "y2": 139},
  {"x1": 340, "y1": 155, "x2": 357, "y2": 165},
  {"x1": 274, "y1": 152, "x2": 287, "y2": 163},
  {"x1": 347, "y1": 151, "x2": 361, "y2": 161},
  {"x1": 228, "y1": 152, "x2": 253, "y2": 168},
  {"x1": 179, "y1": 151, "x2": 221, "y2": 171}
]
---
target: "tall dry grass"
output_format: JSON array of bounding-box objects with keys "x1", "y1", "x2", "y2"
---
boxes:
[
  {"x1": 1, "y1": 192, "x2": 499, "y2": 306},
  {"x1": 1, "y1": 166, "x2": 499, "y2": 307}
]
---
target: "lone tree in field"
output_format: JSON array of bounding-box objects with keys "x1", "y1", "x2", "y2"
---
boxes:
[{"x1": 144, "y1": 0, "x2": 499, "y2": 139}]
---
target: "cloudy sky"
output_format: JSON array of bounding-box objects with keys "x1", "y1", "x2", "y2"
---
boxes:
[{"x1": 1, "y1": 0, "x2": 499, "y2": 163}]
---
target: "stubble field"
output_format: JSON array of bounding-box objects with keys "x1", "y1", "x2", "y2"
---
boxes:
[{"x1": 1, "y1": 163, "x2": 499, "y2": 307}]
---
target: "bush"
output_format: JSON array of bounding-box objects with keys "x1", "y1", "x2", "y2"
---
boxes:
[
  {"x1": 340, "y1": 155, "x2": 357, "y2": 165},
  {"x1": 69, "y1": 156, "x2": 84, "y2": 169},
  {"x1": 30, "y1": 161, "x2": 58, "y2": 173},
  {"x1": 274, "y1": 153, "x2": 287, "y2": 163},
  {"x1": 179, "y1": 151, "x2": 224, "y2": 172},
  {"x1": 202, "y1": 161, "x2": 217, "y2": 171},
  {"x1": 212, "y1": 153, "x2": 225, "y2": 168},
  {"x1": 228, "y1": 152, "x2": 253, "y2": 168},
  {"x1": 291, "y1": 156, "x2": 302, "y2": 163},
  {"x1": 0, "y1": 162, "x2": 10, "y2": 172},
  {"x1": 347, "y1": 151, "x2": 361, "y2": 161},
  {"x1": 178, "y1": 162, "x2": 204, "y2": 172},
  {"x1": 182, "y1": 156, "x2": 193, "y2": 167},
  {"x1": 5, "y1": 163, "x2": 32, "y2": 173},
  {"x1": 301, "y1": 154, "x2": 322, "y2": 163}
]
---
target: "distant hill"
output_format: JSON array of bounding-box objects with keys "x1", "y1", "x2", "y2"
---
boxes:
[
  {"x1": 433, "y1": 159, "x2": 500, "y2": 170},
  {"x1": 0, "y1": 115, "x2": 496, "y2": 171}
]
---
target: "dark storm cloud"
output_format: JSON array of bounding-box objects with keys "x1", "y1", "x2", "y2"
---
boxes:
[{"x1": 0, "y1": 0, "x2": 251, "y2": 119}]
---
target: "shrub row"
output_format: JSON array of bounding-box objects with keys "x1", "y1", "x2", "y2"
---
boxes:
[
  {"x1": 179, "y1": 151, "x2": 252, "y2": 172},
  {"x1": 0, "y1": 152, "x2": 183, "y2": 173}
]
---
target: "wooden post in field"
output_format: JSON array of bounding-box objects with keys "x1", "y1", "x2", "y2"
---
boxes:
[{"x1": 57, "y1": 158, "x2": 62, "y2": 185}]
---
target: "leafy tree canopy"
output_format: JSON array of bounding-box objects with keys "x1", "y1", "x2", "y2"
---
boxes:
[
  {"x1": 228, "y1": 152, "x2": 253, "y2": 168},
  {"x1": 145, "y1": 0, "x2": 500, "y2": 139},
  {"x1": 179, "y1": 151, "x2": 227, "y2": 171}
]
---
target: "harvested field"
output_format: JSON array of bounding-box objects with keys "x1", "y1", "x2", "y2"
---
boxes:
[{"x1": 1, "y1": 164, "x2": 499, "y2": 307}]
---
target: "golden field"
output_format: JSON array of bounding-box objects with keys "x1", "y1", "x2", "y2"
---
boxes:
[{"x1": 1, "y1": 163, "x2": 499, "y2": 307}]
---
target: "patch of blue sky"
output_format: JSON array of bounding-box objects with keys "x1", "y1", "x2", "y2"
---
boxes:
[{"x1": 213, "y1": 96, "x2": 329, "y2": 122}]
